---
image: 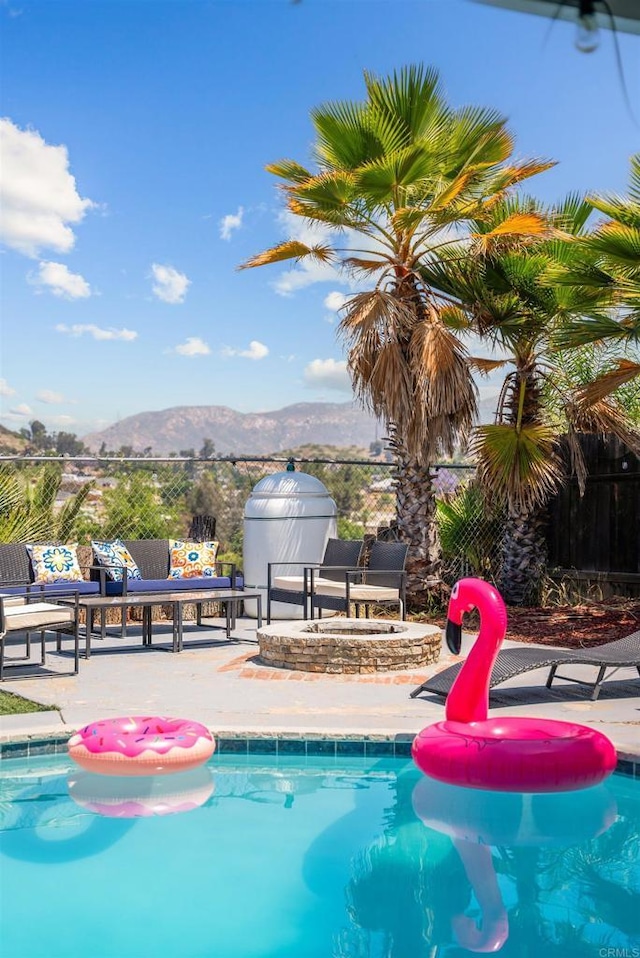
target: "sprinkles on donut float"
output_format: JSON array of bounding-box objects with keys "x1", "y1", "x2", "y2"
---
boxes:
[{"x1": 68, "y1": 716, "x2": 215, "y2": 776}]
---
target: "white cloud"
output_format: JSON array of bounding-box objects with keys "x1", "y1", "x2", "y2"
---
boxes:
[
  {"x1": 29, "y1": 260, "x2": 91, "y2": 299},
  {"x1": 174, "y1": 337, "x2": 211, "y2": 357},
  {"x1": 49, "y1": 414, "x2": 76, "y2": 426},
  {"x1": 0, "y1": 118, "x2": 95, "y2": 257},
  {"x1": 222, "y1": 340, "x2": 269, "y2": 360},
  {"x1": 220, "y1": 206, "x2": 244, "y2": 241},
  {"x1": 303, "y1": 358, "x2": 351, "y2": 392},
  {"x1": 8, "y1": 403, "x2": 32, "y2": 417},
  {"x1": 0, "y1": 378, "x2": 16, "y2": 397},
  {"x1": 55, "y1": 323, "x2": 138, "y2": 341},
  {"x1": 36, "y1": 389, "x2": 65, "y2": 404},
  {"x1": 150, "y1": 263, "x2": 190, "y2": 304},
  {"x1": 324, "y1": 291, "x2": 347, "y2": 312}
]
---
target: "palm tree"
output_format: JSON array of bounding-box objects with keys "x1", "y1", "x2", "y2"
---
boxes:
[
  {"x1": 0, "y1": 463, "x2": 94, "y2": 543},
  {"x1": 419, "y1": 194, "x2": 640, "y2": 604},
  {"x1": 240, "y1": 64, "x2": 552, "y2": 606},
  {"x1": 549, "y1": 152, "x2": 640, "y2": 398}
]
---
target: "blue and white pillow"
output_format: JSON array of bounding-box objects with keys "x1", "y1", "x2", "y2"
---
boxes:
[{"x1": 91, "y1": 539, "x2": 142, "y2": 582}]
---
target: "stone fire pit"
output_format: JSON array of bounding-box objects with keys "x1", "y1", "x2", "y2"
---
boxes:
[{"x1": 257, "y1": 618, "x2": 441, "y2": 674}]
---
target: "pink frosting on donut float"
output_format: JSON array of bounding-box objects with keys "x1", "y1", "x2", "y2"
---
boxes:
[{"x1": 68, "y1": 716, "x2": 215, "y2": 776}]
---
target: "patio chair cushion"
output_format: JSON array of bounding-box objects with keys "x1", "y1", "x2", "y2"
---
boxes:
[
  {"x1": 168, "y1": 539, "x2": 219, "y2": 579},
  {"x1": 26, "y1": 544, "x2": 84, "y2": 584},
  {"x1": 2, "y1": 601, "x2": 75, "y2": 633},
  {"x1": 92, "y1": 539, "x2": 142, "y2": 582},
  {"x1": 311, "y1": 579, "x2": 401, "y2": 602},
  {"x1": 271, "y1": 574, "x2": 399, "y2": 602}
]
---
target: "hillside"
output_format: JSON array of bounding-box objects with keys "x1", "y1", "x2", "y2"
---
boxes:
[
  {"x1": 0, "y1": 424, "x2": 28, "y2": 455},
  {"x1": 82, "y1": 402, "x2": 384, "y2": 456}
]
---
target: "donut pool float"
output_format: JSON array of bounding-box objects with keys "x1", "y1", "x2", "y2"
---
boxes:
[
  {"x1": 68, "y1": 767, "x2": 215, "y2": 817},
  {"x1": 68, "y1": 716, "x2": 215, "y2": 776}
]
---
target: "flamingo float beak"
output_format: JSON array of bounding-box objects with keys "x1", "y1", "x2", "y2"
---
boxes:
[{"x1": 445, "y1": 618, "x2": 462, "y2": 655}]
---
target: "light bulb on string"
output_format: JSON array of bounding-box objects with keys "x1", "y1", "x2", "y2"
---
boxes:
[{"x1": 575, "y1": 0, "x2": 600, "y2": 53}]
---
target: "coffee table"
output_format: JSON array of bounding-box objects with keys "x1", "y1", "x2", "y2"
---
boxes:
[{"x1": 67, "y1": 589, "x2": 262, "y2": 656}]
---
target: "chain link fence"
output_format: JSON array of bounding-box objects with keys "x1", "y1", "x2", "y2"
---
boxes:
[{"x1": 0, "y1": 456, "x2": 503, "y2": 586}]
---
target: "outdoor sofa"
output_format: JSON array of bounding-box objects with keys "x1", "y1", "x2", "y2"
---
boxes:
[
  {"x1": 0, "y1": 539, "x2": 240, "y2": 597},
  {"x1": 0, "y1": 538, "x2": 242, "y2": 645}
]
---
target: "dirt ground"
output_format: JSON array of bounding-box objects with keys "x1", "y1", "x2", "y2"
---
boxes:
[{"x1": 416, "y1": 597, "x2": 640, "y2": 650}]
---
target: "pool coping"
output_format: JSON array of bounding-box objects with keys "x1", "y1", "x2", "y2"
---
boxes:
[{"x1": 0, "y1": 730, "x2": 638, "y2": 778}]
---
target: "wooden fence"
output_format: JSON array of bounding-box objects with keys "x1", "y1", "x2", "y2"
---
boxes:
[{"x1": 547, "y1": 436, "x2": 639, "y2": 596}]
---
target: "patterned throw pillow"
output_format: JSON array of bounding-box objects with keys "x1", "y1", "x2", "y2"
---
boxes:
[
  {"x1": 27, "y1": 544, "x2": 85, "y2": 583},
  {"x1": 91, "y1": 539, "x2": 142, "y2": 582},
  {"x1": 168, "y1": 539, "x2": 218, "y2": 579}
]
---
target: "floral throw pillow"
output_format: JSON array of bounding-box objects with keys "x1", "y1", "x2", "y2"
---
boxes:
[
  {"x1": 27, "y1": 544, "x2": 85, "y2": 583},
  {"x1": 168, "y1": 539, "x2": 218, "y2": 579},
  {"x1": 91, "y1": 539, "x2": 142, "y2": 582}
]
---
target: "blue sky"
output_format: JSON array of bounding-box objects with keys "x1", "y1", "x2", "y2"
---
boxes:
[{"x1": 1, "y1": 0, "x2": 638, "y2": 439}]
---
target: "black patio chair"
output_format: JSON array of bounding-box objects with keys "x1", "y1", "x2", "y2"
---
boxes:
[
  {"x1": 310, "y1": 540, "x2": 409, "y2": 621},
  {"x1": 267, "y1": 538, "x2": 364, "y2": 623}
]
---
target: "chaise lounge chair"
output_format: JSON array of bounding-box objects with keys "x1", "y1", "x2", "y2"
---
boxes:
[{"x1": 409, "y1": 630, "x2": 640, "y2": 702}]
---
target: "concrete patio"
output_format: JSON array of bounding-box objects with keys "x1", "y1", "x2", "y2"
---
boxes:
[{"x1": 1, "y1": 613, "x2": 639, "y2": 760}]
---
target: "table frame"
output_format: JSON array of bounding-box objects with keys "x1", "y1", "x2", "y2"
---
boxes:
[{"x1": 65, "y1": 589, "x2": 262, "y2": 656}]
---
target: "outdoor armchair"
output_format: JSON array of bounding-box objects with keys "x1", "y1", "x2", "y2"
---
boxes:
[
  {"x1": 267, "y1": 538, "x2": 365, "y2": 623},
  {"x1": 310, "y1": 540, "x2": 409, "y2": 621},
  {"x1": 0, "y1": 588, "x2": 80, "y2": 681}
]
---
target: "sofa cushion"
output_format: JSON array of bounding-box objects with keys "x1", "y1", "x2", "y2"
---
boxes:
[
  {"x1": 27, "y1": 544, "x2": 84, "y2": 584},
  {"x1": 92, "y1": 540, "x2": 142, "y2": 582},
  {"x1": 103, "y1": 574, "x2": 240, "y2": 596},
  {"x1": 168, "y1": 539, "x2": 219, "y2": 579},
  {"x1": 1, "y1": 581, "x2": 100, "y2": 597}
]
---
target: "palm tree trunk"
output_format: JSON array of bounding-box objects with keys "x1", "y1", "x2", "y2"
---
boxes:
[
  {"x1": 499, "y1": 504, "x2": 548, "y2": 605},
  {"x1": 392, "y1": 437, "x2": 443, "y2": 610}
]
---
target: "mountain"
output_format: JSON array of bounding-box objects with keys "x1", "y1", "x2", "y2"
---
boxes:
[{"x1": 82, "y1": 402, "x2": 384, "y2": 456}]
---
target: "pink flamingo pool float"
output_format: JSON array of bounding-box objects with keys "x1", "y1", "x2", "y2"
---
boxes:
[{"x1": 412, "y1": 578, "x2": 617, "y2": 792}]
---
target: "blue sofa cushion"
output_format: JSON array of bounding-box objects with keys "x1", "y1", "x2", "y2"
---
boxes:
[
  {"x1": 2, "y1": 581, "x2": 101, "y2": 596},
  {"x1": 103, "y1": 575, "x2": 242, "y2": 596}
]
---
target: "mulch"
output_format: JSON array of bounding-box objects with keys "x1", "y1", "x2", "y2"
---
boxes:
[
  {"x1": 505, "y1": 599, "x2": 640, "y2": 649},
  {"x1": 414, "y1": 598, "x2": 640, "y2": 651}
]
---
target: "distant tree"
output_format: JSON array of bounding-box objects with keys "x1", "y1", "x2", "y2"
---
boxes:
[
  {"x1": 200, "y1": 438, "x2": 216, "y2": 459},
  {"x1": 55, "y1": 432, "x2": 88, "y2": 456},
  {"x1": 99, "y1": 471, "x2": 179, "y2": 539}
]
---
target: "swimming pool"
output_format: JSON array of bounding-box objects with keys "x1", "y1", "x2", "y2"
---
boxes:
[{"x1": 1, "y1": 751, "x2": 639, "y2": 957}]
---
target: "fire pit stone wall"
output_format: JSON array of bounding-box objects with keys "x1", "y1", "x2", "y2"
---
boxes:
[{"x1": 257, "y1": 619, "x2": 442, "y2": 673}]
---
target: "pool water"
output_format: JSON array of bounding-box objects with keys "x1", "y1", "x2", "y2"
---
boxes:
[{"x1": 1, "y1": 753, "x2": 639, "y2": 958}]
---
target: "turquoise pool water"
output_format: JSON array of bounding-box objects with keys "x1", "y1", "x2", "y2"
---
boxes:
[{"x1": 1, "y1": 753, "x2": 639, "y2": 958}]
